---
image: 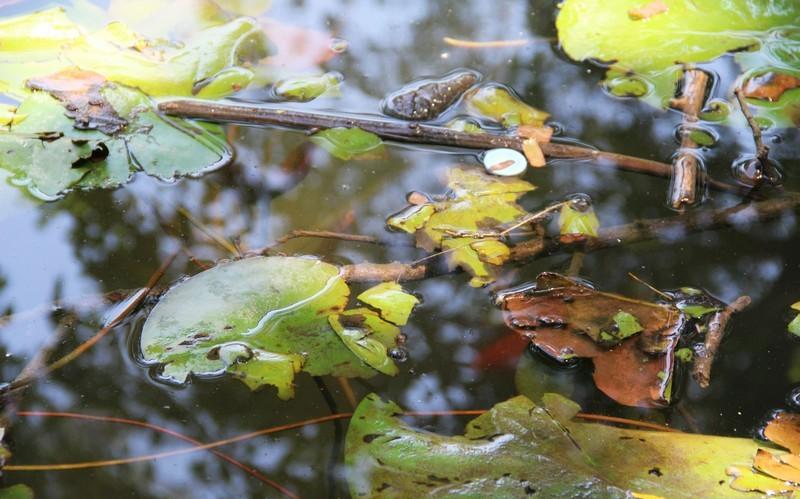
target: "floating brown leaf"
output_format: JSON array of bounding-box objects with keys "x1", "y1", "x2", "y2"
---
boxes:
[
  {"x1": 522, "y1": 137, "x2": 546, "y2": 167},
  {"x1": 382, "y1": 69, "x2": 480, "y2": 121},
  {"x1": 496, "y1": 272, "x2": 685, "y2": 407},
  {"x1": 764, "y1": 412, "x2": 800, "y2": 454},
  {"x1": 742, "y1": 72, "x2": 800, "y2": 102},
  {"x1": 754, "y1": 449, "x2": 800, "y2": 483},
  {"x1": 26, "y1": 69, "x2": 127, "y2": 134},
  {"x1": 517, "y1": 124, "x2": 554, "y2": 143}
]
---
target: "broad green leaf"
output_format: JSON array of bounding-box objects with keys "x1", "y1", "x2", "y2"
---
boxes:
[
  {"x1": 0, "y1": 88, "x2": 229, "y2": 199},
  {"x1": 556, "y1": 0, "x2": 800, "y2": 122},
  {"x1": 0, "y1": 8, "x2": 82, "y2": 53},
  {"x1": 608, "y1": 310, "x2": 644, "y2": 341},
  {"x1": 356, "y1": 282, "x2": 419, "y2": 326},
  {"x1": 309, "y1": 127, "x2": 386, "y2": 160},
  {"x1": 273, "y1": 72, "x2": 343, "y2": 102},
  {"x1": 387, "y1": 167, "x2": 535, "y2": 287},
  {"x1": 346, "y1": 393, "x2": 769, "y2": 498},
  {"x1": 345, "y1": 394, "x2": 628, "y2": 498},
  {"x1": 107, "y1": 0, "x2": 231, "y2": 40},
  {"x1": 464, "y1": 84, "x2": 549, "y2": 127},
  {"x1": 140, "y1": 257, "x2": 404, "y2": 398}
]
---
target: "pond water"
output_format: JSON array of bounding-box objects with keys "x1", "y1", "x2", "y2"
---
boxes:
[{"x1": 1, "y1": 0, "x2": 799, "y2": 497}]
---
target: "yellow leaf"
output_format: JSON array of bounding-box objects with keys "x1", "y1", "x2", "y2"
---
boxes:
[{"x1": 522, "y1": 137, "x2": 546, "y2": 167}]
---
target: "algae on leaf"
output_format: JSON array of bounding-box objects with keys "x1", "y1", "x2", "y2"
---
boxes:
[{"x1": 140, "y1": 257, "x2": 408, "y2": 399}]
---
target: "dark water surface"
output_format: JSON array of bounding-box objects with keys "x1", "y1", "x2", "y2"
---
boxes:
[{"x1": 1, "y1": 1, "x2": 799, "y2": 497}]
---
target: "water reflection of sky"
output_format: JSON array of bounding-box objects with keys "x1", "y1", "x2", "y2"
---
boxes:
[{"x1": 0, "y1": 0, "x2": 799, "y2": 497}]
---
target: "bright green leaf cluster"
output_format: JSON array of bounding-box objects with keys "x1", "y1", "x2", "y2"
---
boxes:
[{"x1": 386, "y1": 167, "x2": 536, "y2": 287}]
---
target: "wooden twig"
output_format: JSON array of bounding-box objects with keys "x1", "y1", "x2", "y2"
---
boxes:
[
  {"x1": 734, "y1": 87, "x2": 771, "y2": 183},
  {"x1": 669, "y1": 69, "x2": 710, "y2": 209},
  {"x1": 158, "y1": 100, "x2": 745, "y2": 196},
  {"x1": 691, "y1": 295, "x2": 751, "y2": 388}
]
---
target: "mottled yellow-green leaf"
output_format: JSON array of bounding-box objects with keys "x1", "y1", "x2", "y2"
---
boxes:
[
  {"x1": 727, "y1": 465, "x2": 798, "y2": 494},
  {"x1": 0, "y1": 105, "x2": 25, "y2": 126},
  {"x1": 329, "y1": 309, "x2": 401, "y2": 376},
  {"x1": 471, "y1": 239, "x2": 511, "y2": 266},
  {"x1": 224, "y1": 346, "x2": 304, "y2": 399},
  {"x1": 0, "y1": 8, "x2": 82, "y2": 53},
  {"x1": 357, "y1": 282, "x2": 419, "y2": 326},
  {"x1": 465, "y1": 84, "x2": 549, "y2": 127},
  {"x1": 559, "y1": 200, "x2": 600, "y2": 237}
]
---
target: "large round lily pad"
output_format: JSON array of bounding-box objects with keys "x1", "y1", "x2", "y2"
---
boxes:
[{"x1": 140, "y1": 256, "x2": 404, "y2": 399}]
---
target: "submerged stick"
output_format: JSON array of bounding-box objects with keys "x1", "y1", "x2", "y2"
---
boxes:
[
  {"x1": 669, "y1": 69, "x2": 709, "y2": 209},
  {"x1": 158, "y1": 100, "x2": 743, "y2": 195},
  {"x1": 341, "y1": 194, "x2": 800, "y2": 282},
  {"x1": 691, "y1": 295, "x2": 752, "y2": 388}
]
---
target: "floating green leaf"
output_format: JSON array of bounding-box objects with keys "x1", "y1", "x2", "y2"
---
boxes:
[
  {"x1": 140, "y1": 257, "x2": 405, "y2": 399},
  {"x1": 346, "y1": 392, "x2": 767, "y2": 498},
  {"x1": 556, "y1": 0, "x2": 800, "y2": 123},
  {"x1": 345, "y1": 393, "x2": 628, "y2": 498},
  {"x1": 790, "y1": 314, "x2": 800, "y2": 336},
  {"x1": 357, "y1": 282, "x2": 419, "y2": 326},
  {"x1": 677, "y1": 303, "x2": 720, "y2": 319},
  {"x1": 464, "y1": 84, "x2": 549, "y2": 127},
  {"x1": 675, "y1": 347, "x2": 694, "y2": 362},
  {"x1": 386, "y1": 167, "x2": 536, "y2": 287},
  {"x1": 273, "y1": 72, "x2": 343, "y2": 102},
  {"x1": 309, "y1": 127, "x2": 386, "y2": 160},
  {"x1": 0, "y1": 85, "x2": 229, "y2": 199},
  {"x1": 606, "y1": 310, "x2": 644, "y2": 341}
]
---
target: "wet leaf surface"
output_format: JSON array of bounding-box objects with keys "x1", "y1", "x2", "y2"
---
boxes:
[
  {"x1": 272, "y1": 72, "x2": 343, "y2": 102},
  {"x1": 497, "y1": 273, "x2": 685, "y2": 407},
  {"x1": 345, "y1": 393, "x2": 628, "y2": 498},
  {"x1": 382, "y1": 69, "x2": 480, "y2": 121},
  {"x1": 0, "y1": 484, "x2": 34, "y2": 499},
  {"x1": 140, "y1": 257, "x2": 406, "y2": 399},
  {"x1": 386, "y1": 167, "x2": 536, "y2": 287},
  {"x1": 346, "y1": 393, "x2": 765, "y2": 498}
]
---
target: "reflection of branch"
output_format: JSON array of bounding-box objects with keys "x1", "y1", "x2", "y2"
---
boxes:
[
  {"x1": 669, "y1": 69, "x2": 709, "y2": 209},
  {"x1": 341, "y1": 194, "x2": 800, "y2": 282},
  {"x1": 691, "y1": 295, "x2": 751, "y2": 388},
  {"x1": 734, "y1": 87, "x2": 771, "y2": 181},
  {"x1": 159, "y1": 100, "x2": 745, "y2": 196}
]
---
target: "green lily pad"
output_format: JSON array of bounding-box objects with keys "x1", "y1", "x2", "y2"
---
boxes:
[
  {"x1": 0, "y1": 87, "x2": 229, "y2": 199},
  {"x1": 346, "y1": 392, "x2": 768, "y2": 498},
  {"x1": 329, "y1": 309, "x2": 400, "y2": 376},
  {"x1": 309, "y1": 127, "x2": 386, "y2": 161},
  {"x1": 386, "y1": 167, "x2": 536, "y2": 287},
  {"x1": 140, "y1": 256, "x2": 404, "y2": 399},
  {"x1": 356, "y1": 282, "x2": 419, "y2": 326},
  {"x1": 556, "y1": 0, "x2": 800, "y2": 124}
]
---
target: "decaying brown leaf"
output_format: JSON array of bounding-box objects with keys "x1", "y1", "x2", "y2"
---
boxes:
[
  {"x1": 496, "y1": 272, "x2": 684, "y2": 408},
  {"x1": 742, "y1": 72, "x2": 800, "y2": 102},
  {"x1": 754, "y1": 449, "x2": 800, "y2": 483},
  {"x1": 765, "y1": 412, "x2": 800, "y2": 454},
  {"x1": 628, "y1": 0, "x2": 668, "y2": 20},
  {"x1": 522, "y1": 137, "x2": 546, "y2": 167},
  {"x1": 26, "y1": 69, "x2": 128, "y2": 134},
  {"x1": 517, "y1": 125, "x2": 553, "y2": 143}
]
